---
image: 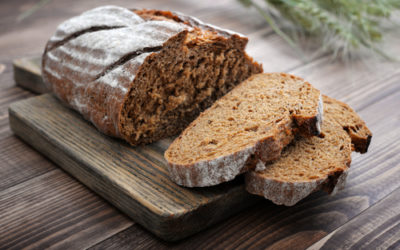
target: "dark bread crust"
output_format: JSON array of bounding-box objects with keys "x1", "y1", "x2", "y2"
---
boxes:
[
  {"x1": 245, "y1": 95, "x2": 372, "y2": 206},
  {"x1": 42, "y1": 6, "x2": 262, "y2": 145},
  {"x1": 168, "y1": 115, "x2": 297, "y2": 187}
]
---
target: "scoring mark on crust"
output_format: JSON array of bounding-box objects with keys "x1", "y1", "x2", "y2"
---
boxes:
[
  {"x1": 47, "y1": 25, "x2": 125, "y2": 52},
  {"x1": 94, "y1": 46, "x2": 163, "y2": 80}
]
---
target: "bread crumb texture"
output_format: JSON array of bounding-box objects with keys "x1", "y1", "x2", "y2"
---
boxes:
[
  {"x1": 245, "y1": 96, "x2": 372, "y2": 206},
  {"x1": 165, "y1": 73, "x2": 322, "y2": 187}
]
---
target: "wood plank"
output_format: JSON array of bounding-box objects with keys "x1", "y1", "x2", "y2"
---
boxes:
[
  {"x1": 89, "y1": 90, "x2": 400, "y2": 249},
  {"x1": 0, "y1": 60, "x2": 15, "y2": 90},
  {"x1": 309, "y1": 187, "x2": 400, "y2": 250},
  {"x1": 0, "y1": 86, "x2": 33, "y2": 113},
  {"x1": 0, "y1": 169, "x2": 133, "y2": 249},
  {"x1": 8, "y1": 94, "x2": 261, "y2": 241},
  {"x1": 1, "y1": 0, "x2": 308, "y2": 246},
  {"x1": 290, "y1": 30, "x2": 400, "y2": 111},
  {"x1": 0, "y1": 135, "x2": 54, "y2": 191},
  {"x1": 3, "y1": 0, "x2": 400, "y2": 248},
  {"x1": 13, "y1": 57, "x2": 46, "y2": 94},
  {"x1": 8, "y1": 41, "x2": 400, "y2": 247},
  {"x1": 8, "y1": 43, "x2": 400, "y2": 248}
]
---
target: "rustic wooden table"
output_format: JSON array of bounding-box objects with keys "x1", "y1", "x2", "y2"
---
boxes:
[{"x1": 1, "y1": 0, "x2": 400, "y2": 249}]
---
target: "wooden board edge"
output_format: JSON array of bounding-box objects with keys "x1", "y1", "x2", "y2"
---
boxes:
[
  {"x1": 13, "y1": 56, "x2": 49, "y2": 94},
  {"x1": 8, "y1": 98, "x2": 260, "y2": 241}
]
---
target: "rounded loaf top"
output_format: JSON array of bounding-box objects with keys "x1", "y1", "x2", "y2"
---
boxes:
[{"x1": 42, "y1": 6, "x2": 262, "y2": 144}]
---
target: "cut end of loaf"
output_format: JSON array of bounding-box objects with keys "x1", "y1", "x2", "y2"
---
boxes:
[
  {"x1": 165, "y1": 73, "x2": 322, "y2": 187},
  {"x1": 42, "y1": 6, "x2": 262, "y2": 145},
  {"x1": 119, "y1": 10, "x2": 262, "y2": 145}
]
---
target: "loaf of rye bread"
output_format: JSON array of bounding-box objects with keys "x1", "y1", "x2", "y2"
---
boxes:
[
  {"x1": 42, "y1": 6, "x2": 262, "y2": 145},
  {"x1": 165, "y1": 73, "x2": 323, "y2": 187},
  {"x1": 245, "y1": 95, "x2": 372, "y2": 206}
]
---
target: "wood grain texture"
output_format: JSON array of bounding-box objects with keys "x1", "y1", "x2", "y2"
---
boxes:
[
  {"x1": 0, "y1": 169, "x2": 133, "y2": 250},
  {"x1": 90, "y1": 89, "x2": 400, "y2": 249},
  {"x1": 2, "y1": 0, "x2": 400, "y2": 248},
  {"x1": 309, "y1": 187, "x2": 400, "y2": 250},
  {"x1": 13, "y1": 57, "x2": 46, "y2": 94},
  {"x1": 8, "y1": 94, "x2": 261, "y2": 241},
  {"x1": 1, "y1": 0, "x2": 310, "y2": 247},
  {"x1": 0, "y1": 135, "x2": 53, "y2": 191},
  {"x1": 8, "y1": 46, "x2": 400, "y2": 248},
  {"x1": 290, "y1": 30, "x2": 400, "y2": 111}
]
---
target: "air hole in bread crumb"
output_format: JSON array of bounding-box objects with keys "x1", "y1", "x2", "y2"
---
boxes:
[
  {"x1": 245, "y1": 125, "x2": 259, "y2": 132},
  {"x1": 208, "y1": 120, "x2": 213, "y2": 124},
  {"x1": 340, "y1": 145, "x2": 344, "y2": 150},
  {"x1": 275, "y1": 118, "x2": 283, "y2": 123},
  {"x1": 209, "y1": 139, "x2": 218, "y2": 145},
  {"x1": 318, "y1": 132, "x2": 325, "y2": 138},
  {"x1": 228, "y1": 117, "x2": 234, "y2": 121}
]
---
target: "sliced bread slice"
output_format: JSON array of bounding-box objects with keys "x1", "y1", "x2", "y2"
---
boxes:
[
  {"x1": 245, "y1": 96, "x2": 372, "y2": 206},
  {"x1": 164, "y1": 73, "x2": 322, "y2": 187},
  {"x1": 323, "y1": 95, "x2": 372, "y2": 153}
]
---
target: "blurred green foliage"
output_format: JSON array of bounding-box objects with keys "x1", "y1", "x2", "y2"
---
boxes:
[{"x1": 239, "y1": 0, "x2": 400, "y2": 59}]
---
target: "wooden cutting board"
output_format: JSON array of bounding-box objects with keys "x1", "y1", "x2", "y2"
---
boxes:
[{"x1": 9, "y1": 57, "x2": 260, "y2": 241}]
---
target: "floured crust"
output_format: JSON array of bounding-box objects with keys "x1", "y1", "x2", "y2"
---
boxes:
[
  {"x1": 245, "y1": 162, "x2": 350, "y2": 206},
  {"x1": 165, "y1": 73, "x2": 322, "y2": 187},
  {"x1": 245, "y1": 170, "x2": 325, "y2": 206},
  {"x1": 42, "y1": 6, "x2": 262, "y2": 144},
  {"x1": 168, "y1": 119, "x2": 296, "y2": 187},
  {"x1": 169, "y1": 145, "x2": 256, "y2": 187},
  {"x1": 245, "y1": 96, "x2": 371, "y2": 206}
]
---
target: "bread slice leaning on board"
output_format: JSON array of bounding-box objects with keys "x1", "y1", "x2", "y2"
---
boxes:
[
  {"x1": 41, "y1": 5, "x2": 262, "y2": 145},
  {"x1": 245, "y1": 95, "x2": 372, "y2": 206},
  {"x1": 164, "y1": 73, "x2": 323, "y2": 187}
]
